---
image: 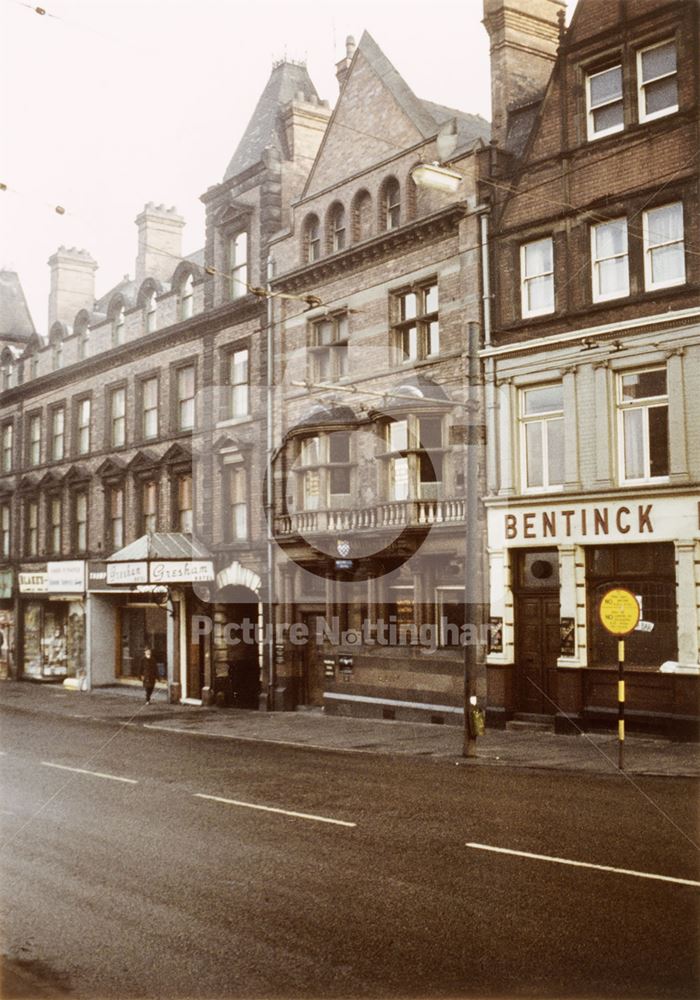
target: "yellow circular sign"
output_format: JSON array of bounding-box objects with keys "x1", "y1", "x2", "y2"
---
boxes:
[{"x1": 599, "y1": 588, "x2": 640, "y2": 636}]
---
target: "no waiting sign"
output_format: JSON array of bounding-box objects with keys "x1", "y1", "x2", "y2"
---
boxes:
[{"x1": 599, "y1": 588, "x2": 641, "y2": 637}]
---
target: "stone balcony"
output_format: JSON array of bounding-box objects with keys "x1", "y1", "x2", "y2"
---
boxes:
[{"x1": 274, "y1": 497, "x2": 466, "y2": 537}]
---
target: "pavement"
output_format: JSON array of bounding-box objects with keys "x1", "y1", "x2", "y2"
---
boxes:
[{"x1": 2, "y1": 679, "x2": 698, "y2": 777}]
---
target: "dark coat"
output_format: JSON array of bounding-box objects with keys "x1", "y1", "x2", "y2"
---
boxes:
[{"x1": 140, "y1": 655, "x2": 157, "y2": 684}]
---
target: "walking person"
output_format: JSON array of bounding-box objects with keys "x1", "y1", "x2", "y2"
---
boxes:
[{"x1": 140, "y1": 646, "x2": 157, "y2": 704}]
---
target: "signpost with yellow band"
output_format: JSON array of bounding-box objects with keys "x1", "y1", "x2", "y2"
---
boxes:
[{"x1": 599, "y1": 588, "x2": 640, "y2": 771}]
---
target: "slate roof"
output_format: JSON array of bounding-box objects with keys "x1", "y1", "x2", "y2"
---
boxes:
[
  {"x1": 224, "y1": 61, "x2": 322, "y2": 181},
  {"x1": 0, "y1": 270, "x2": 36, "y2": 342}
]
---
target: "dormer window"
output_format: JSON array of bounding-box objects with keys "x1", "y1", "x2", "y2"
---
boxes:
[
  {"x1": 76, "y1": 319, "x2": 90, "y2": 361},
  {"x1": 383, "y1": 178, "x2": 401, "y2": 230},
  {"x1": 304, "y1": 215, "x2": 321, "y2": 263},
  {"x1": 180, "y1": 274, "x2": 194, "y2": 320},
  {"x1": 145, "y1": 291, "x2": 157, "y2": 332},
  {"x1": 229, "y1": 232, "x2": 248, "y2": 300},
  {"x1": 112, "y1": 305, "x2": 125, "y2": 347}
]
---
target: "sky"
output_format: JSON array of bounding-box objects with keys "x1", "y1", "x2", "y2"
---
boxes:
[{"x1": 1, "y1": 0, "x2": 524, "y2": 331}]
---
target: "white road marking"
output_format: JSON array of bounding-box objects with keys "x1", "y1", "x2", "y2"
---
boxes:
[
  {"x1": 466, "y1": 842, "x2": 700, "y2": 888},
  {"x1": 41, "y1": 762, "x2": 138, "y2": 784},
  {"x1": 194, "y1": 792, "x2": 356, "y2": 827}
]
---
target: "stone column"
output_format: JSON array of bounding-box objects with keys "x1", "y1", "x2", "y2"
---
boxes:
[
  {"x1": 497, "y1": 379, "x2": 515, "y2": 496},
  {"x1": 594, "y1": 362, "x2": 613, "y2": 487},
  {"x1": 667, "y1": 349, "x2": 689, "y2": 484},
  {"x1": 675, "y1": 540, "x2": 700, "y2": 669},
  {"x1": 562, "y1": 368, "x2": 580, "y2": 490}
]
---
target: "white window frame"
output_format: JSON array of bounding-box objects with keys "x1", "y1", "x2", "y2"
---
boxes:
[
  {"x1": 177, "y1": 365, "x2": 196, "y2": 431},
  {"x1": 110, "y1": 486, "x2": 124, "y2": 550},
  {"x1": 617, "y1": 367, "x2": 669, "y2": 485},
  {"x1": 586, "y1": 64, "x2": 624, "y2": 141},
  {"x1": 29, "y1": 415, "x2": 41, "y2": 466},
  {"x1": 520, "y1": 238, "x2": 554, "y2": 318},
  {"x1": 637, "y1": 39, "x2": 678, "y2": 124},
  {"x1": 229, "y1": 232, "x2": 248, "y2": 300},
  {"x1": 1, "y1": 503, "x2": 10, "y2": 557},
  {"x1": 642, "y1": 202, "x2": 685, "y2": 291},
  {"x1": 1, "y1": 423, "x2": 12, "y2": 472},
  {"x1": 50, "y1": 495, "x2": 62, "y2": 554},
  {"x1": 27, "y1": 500, "x2": 38, "y2": 556},
  {"x1": 591, "y1": 218, "x2": 629, "y2": 303},
  {"x1": 51, "y1": 408, "x2": 65, "y2": 462},
  {"x1": 229, "y1": 349, "x2": 249, "y2": 419},
  {"x1": 77, "y1": 398, "x2": 91, "y2": 455},
  {"x1": 142, "y1": 377, "x2": 158, "y2": 440},
  {"x1": 111, "y1": 388, "x2": 126, "y2": 448},
  {"x1": 75, "y1": 492, "x2": 88, "y2": 553},
  {"x1": 519, "y1": 384, "x2": 565, "y2": 494}
]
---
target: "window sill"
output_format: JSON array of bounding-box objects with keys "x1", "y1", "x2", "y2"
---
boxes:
[{"x1": 216, "y1": 416, "x2": 253, "y2": 429}]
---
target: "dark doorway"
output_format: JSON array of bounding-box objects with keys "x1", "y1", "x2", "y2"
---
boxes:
[{"x1": 513, "y1": 549, "x2": 560, "y2": 715}]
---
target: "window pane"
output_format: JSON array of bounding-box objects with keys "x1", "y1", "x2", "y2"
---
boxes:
[
  {"x1": 427, "y1": 320, "x2": 440, "y2": 355},
  {"x1": 330, "y1": 467, "x2": 351, "y2": 495},
  {"x1": 389, "y1": 421, "x2": 407, "y2": 451},
  {"x1": 301, "y1": 437, "x2": 320, "y2": 465},
  {"x1": 592, "y1": 102, "x2": 623, "y2": 133},
  {"x1": 419, "y1": 417, "x2": 442, "y2": 449},
  {"x1": 647, "y1": 203, "x2": 683, "y2": 245},
  {"x1": 231, "y1": 384, "x2": 248, "y2": 418},
  {"x1": 648, "y1": 405, "x2": 669, "y2": 477},
  {"x1": 547, "y1": 418, "x2": 565, "y2": 486},
  {"x1": 391, "y1": 457, "x2": 409, "y2": 500},
  {"x1": 623, "y1": 408, "x2": 644, "y2": 479},
  {"x1": 641, "y1": 41, "x2": 676, "y2": 82},
  {"x1": 527, "y1": 274, "x2": 554, "y2": 313},
  {"x1": 645, "y1": 76, "x2": 677, "y2": 116},
  {"x1": 524, "y1": 239, "x2": 552, "y2": 276},
  {"x1": 599, "y1": 255, "x2": 629, "y2": 297},
  {"x1": 316, "y1": 320, "x2": 333, "y2": 345},
  {"x1": 651, "y1": 243, "x2": 685, "y2": 284},
  {"x1": 143, "y1": 379, "x2": 157, "y2": 408},
  {"x1": 595, "y1": 220, "x2": 627, "y2": 257},
  {"x1": 590, "y1": 66, "x2": 622, "y2": 106},
  {"x1": 425, "y1": 284, "x2": 438, "y2": 312},
  {"x1": 303, "y1": 470, "x2": 320, "y2": 509},
  {"x1": 524, "y1": 384, "x2": 563, "y2": 415},
  {"x1": 401, "y1": 293, "x2": 417, "y2": 321},
  {"x1": 525, "y1": 422, "x2": 543, "y2": 488},
  {"x1": 329, "y1": 432, "x2": 350, "y2": 463}
]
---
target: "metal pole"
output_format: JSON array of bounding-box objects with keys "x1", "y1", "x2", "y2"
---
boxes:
[
  {"x1": 463, "y1": 321, "x2": 484, "y2": 758},
  {"x1": 618, "y1": 639, "x2": 625, "y2": 770},
  {"x1": 265, "y1": 255, "x2": 276, "y2": 709}
]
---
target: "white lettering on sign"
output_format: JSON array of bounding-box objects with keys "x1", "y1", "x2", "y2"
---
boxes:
[
  {"x1": 150, "y1": 561, "x2": 214, "y2": 584},
  {"x1": 47, "y1": 561, "x2": 85, "y2": 594},
  {"x1": 106, "y1": 562, "x2": 148, "y2": 585}
]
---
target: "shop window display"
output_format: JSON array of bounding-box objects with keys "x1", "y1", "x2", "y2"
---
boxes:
[{"x1": 21, "y1": 601, "x2": 84, "y2": 679}]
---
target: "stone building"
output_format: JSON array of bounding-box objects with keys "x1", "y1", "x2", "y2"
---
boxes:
[
  {"x1": 480, "y1": 0, "x2": 700, "y2": 736},
  {"x1": 267, "y1": 33, "x2": 491, "y2": 722}
]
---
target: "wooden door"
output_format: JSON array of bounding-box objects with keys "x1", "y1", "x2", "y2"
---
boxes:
[{"x1": 515, "y1": 594, "x2": 560, "y2": 714}]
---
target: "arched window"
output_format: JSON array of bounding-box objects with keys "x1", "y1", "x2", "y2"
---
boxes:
[
  {"x1": 382, "y1": 177, "x2": 401, "y2": 230},
  {"x1": 145, "y1": 290, "x2": 157, "y2": 332},
  {"x1": 49, "y1": 325, "x2": 65, "y2": 371},
  {"x1": 112, "y1": 305, "x2": 125, "y2": 347},
  {"x1": 75, "y1": 317, "x2": 90, "y2": 361},
  {"x1": 327, "y1": 203, "x2": 346, "y2": 253},
  {"x1": 352, "y1": 190, "x2": 372, "y2": 242},
  {"x1": 304, "y1": 215, "x2": 321, "y2": 263},
  {"x1": 180, "y1": 274, "x2": 194, "y2": 320}
]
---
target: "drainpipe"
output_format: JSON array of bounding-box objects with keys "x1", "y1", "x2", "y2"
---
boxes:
[{"x1": 265, "y1": 254, "x2": 276, "y2": 708}]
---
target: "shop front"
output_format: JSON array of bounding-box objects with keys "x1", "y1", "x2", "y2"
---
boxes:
[
  {"x1": 99, "y1": 535, "x2": 216, "y2": 703},
  {"x1": 17, "y1": 562, "x2": 86, "y2": 684},
  {"x1": 486, "y1": 492, "x2": 700, "y2": 738}
]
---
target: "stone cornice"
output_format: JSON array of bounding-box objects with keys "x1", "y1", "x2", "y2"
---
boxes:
[{"x1": 271, "y1": 204, "x2": 469, "y2": 294}]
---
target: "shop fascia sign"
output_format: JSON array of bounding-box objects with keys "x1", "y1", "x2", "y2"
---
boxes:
[
  {"x1": 106, "y1": 560, "x2": 214, "y2": 585},
  {"x1": 489, "y1": 496, "x2": 700, "y2": 547},
  {"x1": 19, "y1": 561, "x2": 85, "y2": 594}
]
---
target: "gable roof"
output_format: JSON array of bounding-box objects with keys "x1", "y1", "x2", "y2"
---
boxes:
[
  {"x1": 224, "y1": 61, "x2": 321, "y2": 181},
  {"x1": 302, "y1": 31, "x2": 490, "y2": 197},
  {"x1": 0, "y1": 270, "x2": 36, "y2": 342}
]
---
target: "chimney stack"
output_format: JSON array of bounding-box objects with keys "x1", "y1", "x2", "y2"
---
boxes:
[
  {"x1": 336, "y1": 35, "x2": 356, "y2": 91},
  {"x1": 48, "y1": 246, "x2": 98, "y2": 330},
  {"x1": 135, "y1": 203, "x2": 185, "y2": 286},
  {"x1": 483, "y1": 0, "x2": 565, "y2": 147}
]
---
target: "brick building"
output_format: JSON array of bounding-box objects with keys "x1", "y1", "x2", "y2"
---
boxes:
[
  {"x1": 480, "y1": 0, "x2": 700, "y2": 736},
  {"x1": 0, "y1": 60, "x2": 329, "y2": 703}
]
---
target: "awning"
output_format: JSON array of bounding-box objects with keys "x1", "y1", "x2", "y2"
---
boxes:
[{"x1": 105, "y1": 533, "x2": 214, "y2": 586}]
